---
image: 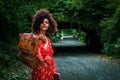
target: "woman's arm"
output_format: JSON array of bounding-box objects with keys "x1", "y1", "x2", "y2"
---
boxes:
[{"x1": 36, "y1": 47, "x2": 44, "y2": 61}]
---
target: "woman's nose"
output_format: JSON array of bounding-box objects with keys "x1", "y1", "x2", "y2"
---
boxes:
[{"x1": 43, "y1": 22, "x2": 46, "y2": 25}]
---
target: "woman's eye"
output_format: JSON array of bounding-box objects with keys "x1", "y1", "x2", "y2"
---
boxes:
[{"x1": 46, "y1": 21, "x2": 49, "y2": 24}]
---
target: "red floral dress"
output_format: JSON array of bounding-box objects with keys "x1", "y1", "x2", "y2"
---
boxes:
[{"x1": 32, "y1": 36, "x2": 57, "y2": 80}]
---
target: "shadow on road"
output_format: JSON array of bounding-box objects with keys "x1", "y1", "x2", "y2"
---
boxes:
[
  {"x1": 53, "y1": 45, "x2": 100, "y2": 55},
  {"x1": 53, "y1": 48, "x2": 120, "y2": 80}
]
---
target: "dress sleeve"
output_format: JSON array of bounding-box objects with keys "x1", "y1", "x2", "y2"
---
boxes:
[{"x1": 36, "y1": 44, "x2": 44, "y2": 61}]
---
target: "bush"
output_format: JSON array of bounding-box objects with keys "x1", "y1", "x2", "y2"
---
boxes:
[
  {"x1": 48, "y1": 32, "x2": 61, "y2": 42},
  {"x1": 78, "y1": 31, "x2": 86, "y2": 43},
  {"x1": 102, "y1": 43, "x2": 120, "y2": 59},
  {"x1": 0, "y1": 41, "x2": 19, "y2": 67},
  {"x1": 60, "y1": 29, "x2": 77, "y2": 36}
]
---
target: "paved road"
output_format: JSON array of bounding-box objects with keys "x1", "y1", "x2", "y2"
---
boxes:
[
  {"x1": 52, "y1": 36, "x2": 120, "y2": 80},
  {"x1": 54, "y1": 52, "x2": 120, "y2": 80},
  {"x1": 52, "y1": 36, "x2": 85, "y2": 47}
]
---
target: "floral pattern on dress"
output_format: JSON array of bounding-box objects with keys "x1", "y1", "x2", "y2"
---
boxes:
[{"x1": 32, "y1": 37, "x2": 57, "y2": 80}]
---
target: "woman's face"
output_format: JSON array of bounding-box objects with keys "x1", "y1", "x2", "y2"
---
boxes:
[{"x1": 40, "y1": 18, "x2": 50, "y2": 32}]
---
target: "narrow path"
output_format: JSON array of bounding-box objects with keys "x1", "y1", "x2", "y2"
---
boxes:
[
  {"x1": 52, "y1": 35, "x2": 86, "y2": 47},
  {"x1": 52, "y1": 36, "x2": 120, "y2": 80},
  {"x1": 54, "y1": 53, "x2": 120, "y2": 80}
]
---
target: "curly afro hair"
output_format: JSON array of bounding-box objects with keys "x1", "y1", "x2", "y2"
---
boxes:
[{"x1": 31, "y1": 9, "x2": 58, "y2": 34}]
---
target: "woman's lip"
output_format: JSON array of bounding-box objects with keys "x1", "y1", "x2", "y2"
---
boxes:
[{"x1": 42, "y1": 26, "x2": 46, "y2": 27}]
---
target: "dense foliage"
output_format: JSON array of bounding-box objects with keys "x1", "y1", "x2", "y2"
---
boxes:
[{"x1": 80, "y1": 0, "x2": 120, "y2": 57}]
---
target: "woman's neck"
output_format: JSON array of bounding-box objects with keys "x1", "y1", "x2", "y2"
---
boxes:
[{"x1": 39, "y1": 31, "x2": 46, "y2": 35}]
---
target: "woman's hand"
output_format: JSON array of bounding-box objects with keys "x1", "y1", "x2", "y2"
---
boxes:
[
  {"x1": 39, "y1": 34, "x2": 48, "y2": 50},
  {"x1": 39, "y1": 35, "x2": 48, "y2": 44}
]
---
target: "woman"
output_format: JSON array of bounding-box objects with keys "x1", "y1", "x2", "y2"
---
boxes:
[{"x1": 31, "y1": 9, "x2": 58, "y2": 80}]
